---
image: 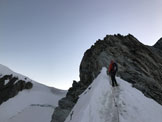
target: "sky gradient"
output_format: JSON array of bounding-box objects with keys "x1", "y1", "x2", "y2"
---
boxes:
[{"x1": 0, "y1": 0, "x2": 162, "y2": 89}]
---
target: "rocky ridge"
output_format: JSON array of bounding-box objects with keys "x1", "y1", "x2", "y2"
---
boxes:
[{"x1": 51, "y1": 34, "x2": 162, "y2": 122}]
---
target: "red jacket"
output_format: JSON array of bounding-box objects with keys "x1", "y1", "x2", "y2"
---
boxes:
[
  {"x1": 108, "y1": 61, "x2": 118, "y2": 73},
  {"x1": 108, "y1": 61, "x2": 114, "y2": 73}
]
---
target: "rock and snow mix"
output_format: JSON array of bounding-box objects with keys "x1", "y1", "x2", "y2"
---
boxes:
[
  {"x1": 0, "y1": 64, "x2": 66, "y2": 122},
  {"x1": 0, "y1": 83, "x2": 66, "y2": 122},
  {"x1": 1, "y1": 63, "x2": 162, "y2": 122},
  {"x1": 65, "y1": 67, "x2": 162, "y2": 122}
]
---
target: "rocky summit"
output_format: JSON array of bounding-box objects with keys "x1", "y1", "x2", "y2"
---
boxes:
[{"x1": 51, "y1": 34, "x2": 162, "y2": 122}]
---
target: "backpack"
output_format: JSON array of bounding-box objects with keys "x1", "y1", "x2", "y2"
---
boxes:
[
  {"x1": 108, "y1": 61, "x2": 114, "y2": 73},
  {"x1": 108, "y1": 61, "x2": 118, "y2": 73}
]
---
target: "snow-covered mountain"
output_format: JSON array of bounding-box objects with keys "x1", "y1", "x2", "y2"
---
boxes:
[
  {"x1": 65, "y1": 68, "x2": 162, "y2": 122},
  {"x1": 0, "y1": 64, "x2": 66, "y2": 122},
  {"x1": 52, "y1": 34, "x2": 162, "y2": 122},
  {"x1": 2, "y1": 34, "x2": 162, "y2": 122}
]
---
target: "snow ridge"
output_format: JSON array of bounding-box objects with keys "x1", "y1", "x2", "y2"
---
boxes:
[{"x1": 65, "y1": 67, "x2": 162, "y2": 122}]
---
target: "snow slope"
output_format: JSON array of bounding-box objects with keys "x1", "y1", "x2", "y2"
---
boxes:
[
  {"x1": 0, "y1": 64, "x2": 66, "y2": 122},
  {"x1": 0, "y1": 64, "x2": 29, "y2": 80},
  {"x1": 65, "y1": 67, "x2": 162, "y2": 122}
]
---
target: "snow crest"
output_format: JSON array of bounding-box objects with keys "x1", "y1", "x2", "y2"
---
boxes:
[{"x1": 65, "y1": 67, "x2": 162, "y2": 122}]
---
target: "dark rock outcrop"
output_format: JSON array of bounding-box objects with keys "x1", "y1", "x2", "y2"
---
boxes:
[
  {"x1": 51, "y1": 34, "x2": 162, "y2": 122},
  {"x1": 25, "y1": 82, "x2": 33, "y2": 89},
  {"x1": 0, "y1": 75, "x2": 33, "y2": 104},
  {"x1": 154, "y1": 38, "x2": 162, "y2": 50},
  {"x1": 152, "y1": 38, "x2": 162, "y2": 57}
]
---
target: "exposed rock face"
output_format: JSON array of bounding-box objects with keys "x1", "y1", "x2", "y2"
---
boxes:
[
  {"x1": 0, "y1": 74, "x2": 33, "y2": 104},
  {"x1": 152, "y1": 38, "x2": 162, "y2": 57},
  {"x1": 154, "y1": 38, "x2": 162, "y2": 50},
  {"x1": 51, "y1": 34, "x2": 162, "y2": 122}
]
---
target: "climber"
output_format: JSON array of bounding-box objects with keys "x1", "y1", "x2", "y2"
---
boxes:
[{"x1": 108, "y1": 60, "x2": 118, "y2": 87}]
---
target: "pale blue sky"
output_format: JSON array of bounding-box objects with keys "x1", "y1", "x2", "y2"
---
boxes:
[{"x1": 0, "y1": 0, "x2": 162, "y2": 89}]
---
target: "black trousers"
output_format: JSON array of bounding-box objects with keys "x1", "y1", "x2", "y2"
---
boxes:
[{"x1": 110, "y1": 72, "x2": 118, "y2": 87}]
